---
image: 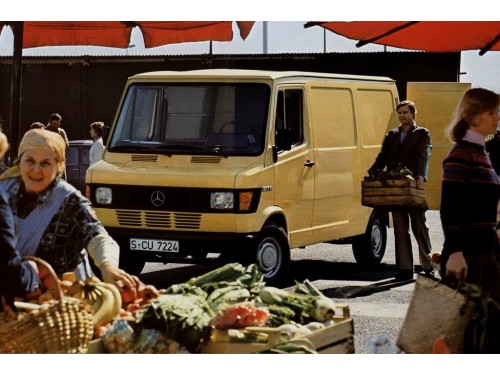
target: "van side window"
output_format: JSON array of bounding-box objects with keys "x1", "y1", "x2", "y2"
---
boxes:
[{"x1": 276, "y1": 89, "x2": 303, "y2": 149}]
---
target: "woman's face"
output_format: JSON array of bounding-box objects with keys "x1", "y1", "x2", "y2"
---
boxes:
[
  {"x1": 90, "y1": 127, "x2": 97, "y2": 140},
  {"x1": 472, "y1": 106, "x2": 500, "y2": 137},
  {"x1": 20, "y1": 148, "x2": 60, "y2": 194}
]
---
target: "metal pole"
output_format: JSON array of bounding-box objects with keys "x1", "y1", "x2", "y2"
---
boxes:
[
  {"x1": 9, "y1": 21, "x2": 23, "y2": 165},
  {"x1": 263, "y1": 21, "x2": 268, "y2": 54},
  {"x1": 324, "y1": 28, "x2": 326, "y2": 53}
]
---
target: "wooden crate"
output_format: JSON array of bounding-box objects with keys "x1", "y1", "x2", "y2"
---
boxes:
[
  {"x1": 361, "y1": 178, "x2": 427, "y2": 209},
  {"x1": 201, "y1": 304, "x2": 354, "y2": 354}
]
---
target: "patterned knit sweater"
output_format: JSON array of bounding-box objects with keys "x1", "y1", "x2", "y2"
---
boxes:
[{"x1": 440, "y1": 140, "x2": 500, "y2": 257}]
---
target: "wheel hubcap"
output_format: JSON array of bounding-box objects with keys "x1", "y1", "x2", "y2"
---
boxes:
[
  {"x1": 371, "y1": 221, "x2": 383, "y2": 258},
  {"x1": 257, "y1": 238, "x2": 280, "y2": 275}
]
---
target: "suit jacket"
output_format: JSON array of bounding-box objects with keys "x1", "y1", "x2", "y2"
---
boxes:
[{"x1": 369, "y1": 123, "x2": 432, "y2": 180}]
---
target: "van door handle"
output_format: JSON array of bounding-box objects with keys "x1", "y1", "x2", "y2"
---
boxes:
[{"x1": 304, "y1": 160, "x2": 315, "y2": 167}]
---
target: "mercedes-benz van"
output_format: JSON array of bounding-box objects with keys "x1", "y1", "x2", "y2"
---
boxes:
[{"x1": 86, "y1": 69, "x2": 399, "y2": 283}]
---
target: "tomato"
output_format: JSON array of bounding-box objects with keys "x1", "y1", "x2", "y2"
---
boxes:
[{"x1": 120, "y1": 285, "x2": 138, "y2": 306}]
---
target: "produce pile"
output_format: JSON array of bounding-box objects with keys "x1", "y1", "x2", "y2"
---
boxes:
[
  {"x1": 99, "y1": 263, "x2": 340, "y2": 354},
  {"x1": 367, "y1": 166, "x2": 414, "y2": 181}
]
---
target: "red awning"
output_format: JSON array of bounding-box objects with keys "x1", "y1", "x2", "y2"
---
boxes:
[
  {"x1": 1, "y1": 21, "x2": 256, "y2": 49},
  {"x1": 305, "y1": 21, "x2": 500, "y2": 55}
]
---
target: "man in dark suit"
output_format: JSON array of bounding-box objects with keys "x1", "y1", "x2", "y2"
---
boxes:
[{"x1": 369, "y1": 100, "x2": 433, "y2": 281}]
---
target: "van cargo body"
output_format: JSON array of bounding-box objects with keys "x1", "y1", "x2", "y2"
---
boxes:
[{"x1": 86, "y1": 69, "x2": 399, "y2": 283}]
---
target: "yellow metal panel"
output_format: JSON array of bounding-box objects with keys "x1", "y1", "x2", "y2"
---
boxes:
[{"x1": 407, "y1": 82, "x2": 471, "y2": 210}]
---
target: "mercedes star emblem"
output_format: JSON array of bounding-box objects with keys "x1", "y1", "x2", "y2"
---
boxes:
[{"x1": 151, "y1": 191, "x2": 166, "y2": 207}]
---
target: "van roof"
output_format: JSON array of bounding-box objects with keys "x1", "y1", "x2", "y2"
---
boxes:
[{"x1": 129, "y1": 69, "x2": 395, "y2": 83}]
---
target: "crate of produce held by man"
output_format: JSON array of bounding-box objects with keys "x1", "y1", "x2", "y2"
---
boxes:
[{"x1": 361, "y1": 167, "x2": 427, "y2": 209}]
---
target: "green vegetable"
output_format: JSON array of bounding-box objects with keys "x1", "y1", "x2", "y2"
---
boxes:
[
  {"x1": 164, "y1": 283, "x2": 208, "y2": 298},
  {"x1": 294, "y1": 279, "x2": 337, "y2": 322},
  {"x1": 260, "y1": 283, "x2": 336, "y2": 323},
  {"x1": 135, "y1": 293, "x2": 214, "y2": 352},
  {"x1": 187, "y1": 263, "x2": 247, "y2": 288},
  {"x1": 265, "y1": 304, "x2": 296, "y2": 326},
  {"x1": 206, "y1": 286, "x2": 251, "y2": 312}
]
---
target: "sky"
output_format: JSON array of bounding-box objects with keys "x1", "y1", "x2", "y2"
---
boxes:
[{"x1": 0, "y1": 1, "x2": 499, "y2": 93}]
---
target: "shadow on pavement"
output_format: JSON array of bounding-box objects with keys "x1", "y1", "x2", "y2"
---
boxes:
[
  {"x1": 321, "y1": 278, "x2": 415, "y2": 299},
  {"x1": 284, "y1": 259, "x2": 399, "y2": 285}
]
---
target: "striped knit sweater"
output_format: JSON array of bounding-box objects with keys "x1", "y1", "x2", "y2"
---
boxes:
[{"x1": 440, "y1": 140, "x2": 500, "y2": 257}]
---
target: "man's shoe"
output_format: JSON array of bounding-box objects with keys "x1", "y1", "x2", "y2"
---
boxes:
[{"x1": 394, "y1": 270, "x2": 414, "y2": 281}]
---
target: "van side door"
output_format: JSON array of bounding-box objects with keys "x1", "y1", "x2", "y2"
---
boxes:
[
  {"x1": 309, "y1": 84, "x2": 360, "y2": 242},
  {"x1": 273, "y1": 88, "x2": 314, "y2": 247}
]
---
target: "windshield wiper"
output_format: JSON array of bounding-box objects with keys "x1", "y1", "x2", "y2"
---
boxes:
[{"x1": 109, "y1": 145, "x2": 153, "y2": 152}]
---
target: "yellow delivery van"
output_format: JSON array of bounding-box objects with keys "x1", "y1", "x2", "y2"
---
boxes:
[{"x1": 86, "y1": 69, "x2": 400, "y2": 283}]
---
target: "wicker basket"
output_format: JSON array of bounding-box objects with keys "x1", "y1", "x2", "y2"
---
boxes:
[
  {"x1": 397, "y1": 275, "x2": 477, "y2": 354},
  {"x1": 0, "y1": 256, "x2": 94, "y2": 354}
]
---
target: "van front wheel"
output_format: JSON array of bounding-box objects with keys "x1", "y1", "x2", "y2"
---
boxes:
[
  {"x1": 255, "y1": 225, "x2": 290, "y2": 284},
  {"x1": 352, "y1": 211, "x2": 387, "y2": 266}
]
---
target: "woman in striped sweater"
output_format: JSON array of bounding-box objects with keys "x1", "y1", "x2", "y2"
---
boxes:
[
  {"x1": 441, "y1": 88, "x2": 500, "y2": 353},
  {"x1": 440, "y1": 88, "x2": 500, "y2": 301}
]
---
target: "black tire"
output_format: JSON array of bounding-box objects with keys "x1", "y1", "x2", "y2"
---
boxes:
[
  {"x1": 254, "y1": 224, "x2": 291, "y2": 284},
  {"x1": 352, "y1": 210, "x2": 387, "y2": 266}
]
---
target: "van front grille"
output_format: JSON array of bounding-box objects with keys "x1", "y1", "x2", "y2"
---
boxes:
[{"x1": 116, "y1": 210, "x2": 201, "y2": 229}]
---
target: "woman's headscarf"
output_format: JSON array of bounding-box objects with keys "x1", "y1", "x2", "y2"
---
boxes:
[{"x1": 0, "y1": 128, "x2": 66, "y2": 180}]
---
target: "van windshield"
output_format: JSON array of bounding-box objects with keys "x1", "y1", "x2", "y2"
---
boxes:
[{"x1": 108, "y1": 83, "x2": 270, "y2": 156}]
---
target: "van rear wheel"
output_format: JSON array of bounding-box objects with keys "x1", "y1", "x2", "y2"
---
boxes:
[
  {"x1": 254, "y1": 224, "x2": 290, "y2": 285},
  {"x1": 352, "y1": 210, "x2": 387, "y2": 266}
]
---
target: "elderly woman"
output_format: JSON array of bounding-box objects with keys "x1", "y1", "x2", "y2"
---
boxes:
[
  {"x1": 0, "y1": 129, "x2": 134, "y2": 289},
  {"x1": 0, "y1": 130, "x2": 40, "y2": 307}
]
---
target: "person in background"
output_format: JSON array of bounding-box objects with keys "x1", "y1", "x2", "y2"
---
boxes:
[
  {"x1": 46, "y1": 113, "x2": 69, "y2": 180},
  {"x1": 0, "y1": 130, "x2": 40, "y2": 309},
  {"x1": 486, "y1": 129, "x2": 500, "y2": 175},
  {"x1": 45, "y1": 113, "x2": 69, "y2": 149},
  {"x1": 0, "y1": 129, "x2": 135, "y2": 290},
  {"x1": 89, "y1": 121, "x2": 105, "y2": 166},
  {"x1": 368, "y1": 100, "x2": 434, "y2": 281},
  {"x1": 30, "y1": 122, "x2": 46, "y2": 130},
  {"x1": 440, "y1": 87, "x2": 500, "y2": 353}
]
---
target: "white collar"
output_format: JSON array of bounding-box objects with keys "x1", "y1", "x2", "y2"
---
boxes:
[{"x1": 463, "y1": 129, "x2": 485, "y2": 146}]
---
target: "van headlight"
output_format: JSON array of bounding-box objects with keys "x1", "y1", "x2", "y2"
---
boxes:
[
  {"x1": 210, "y1": 192, "x2": 234, "y2": 209},
  {"x1": 96, "y1": 187, "x2": 112, "y2": 204}
]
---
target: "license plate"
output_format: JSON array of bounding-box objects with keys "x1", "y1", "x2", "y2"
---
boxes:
[{"x1": 130, "y1": 238, "x2": 179, "y2": 252}]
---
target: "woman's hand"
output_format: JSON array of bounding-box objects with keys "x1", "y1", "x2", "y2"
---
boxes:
[
  {"x1": 99, "y1": 262, "x2": 135, "y2": 290},
  {"x1": 445, "y1": 251, "x2": 468, "y2": 281}
]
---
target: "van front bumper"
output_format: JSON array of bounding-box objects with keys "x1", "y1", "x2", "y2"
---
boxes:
[{"x1": 107, "y1": 227, "x2": 259, "y2": 261}]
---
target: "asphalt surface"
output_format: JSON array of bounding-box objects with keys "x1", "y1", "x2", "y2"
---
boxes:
[{"x1": 140, "y1": 210, "x2": 445, "y2": 354}]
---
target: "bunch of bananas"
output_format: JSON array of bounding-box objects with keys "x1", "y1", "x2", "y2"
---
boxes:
[{"x1": 67, "y1": 277, "x2": 122, "y2": 328}]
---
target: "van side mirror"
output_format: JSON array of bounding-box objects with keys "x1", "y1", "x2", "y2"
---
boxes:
[{"x1": 275, "y1": 128, "x2": 292, "y2": 152}]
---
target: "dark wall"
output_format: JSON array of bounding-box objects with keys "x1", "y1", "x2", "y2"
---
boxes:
[{"x1": 0, "y1": 51, "x2": 460, "y2": 150}]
